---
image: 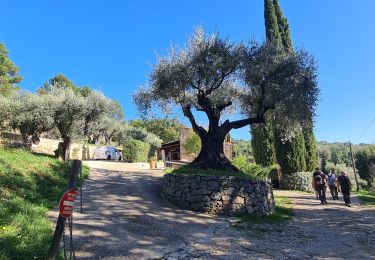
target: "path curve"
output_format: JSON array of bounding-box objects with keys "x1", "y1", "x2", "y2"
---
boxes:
[{"x1": 64, "y1": 161, "x2": 375, "y2": 259}]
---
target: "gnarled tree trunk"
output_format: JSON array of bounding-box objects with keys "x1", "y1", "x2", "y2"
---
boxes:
[{"x1": 191, "y1": 128, "x2": 236, "y2": 171}]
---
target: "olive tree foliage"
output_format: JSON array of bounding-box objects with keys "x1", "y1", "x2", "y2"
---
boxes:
[
  {"x1": 48, "y1": 87, "x2": 117, "y2": 161},
  {"x1": 87, "y1": 116, "x2": 124, "y2": 145},
  {"x1": 6, "y1": 93, "x2": 54, "y2": 149},
  {"x1": 134, "y1": 27, "x2": 319, "y2": 170}
]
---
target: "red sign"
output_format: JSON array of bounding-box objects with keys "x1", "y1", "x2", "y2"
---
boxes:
[{"x1": 59, "y1": 188, "x2": 78, "y2": 218}]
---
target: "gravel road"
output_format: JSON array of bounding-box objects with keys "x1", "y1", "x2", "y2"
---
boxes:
[{"x1": 57, "y1": 161, "x2": 375, "y2": 259}]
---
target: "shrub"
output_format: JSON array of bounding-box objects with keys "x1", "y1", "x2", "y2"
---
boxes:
[
  {"x1": 280, "y1": 172, "x2": 314, "y2": 192},
  {"x1": 232, "y1": 156, "x2": 271, "y2": 178},
  {"x1": 122, "y1": 140, "x2": 150, "y2": 162},
  {"x1": 355, "y1": 146, "x2": 375, "y2": 187},
  {"x1": 183, "y1": 131, "x2": 201, "y2": 156}
]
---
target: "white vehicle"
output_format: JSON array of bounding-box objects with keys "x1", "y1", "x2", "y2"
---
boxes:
[{"x1": 93, "y1": 146, "x2": 122, "y2": 161}]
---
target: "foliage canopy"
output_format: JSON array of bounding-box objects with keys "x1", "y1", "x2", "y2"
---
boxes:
[{"x1": 134, "y1": 27, "x2": 319, "y2": 170}]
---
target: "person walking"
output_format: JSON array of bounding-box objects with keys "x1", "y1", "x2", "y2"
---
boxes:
[
  {"x1": 338, "y1": 171, "x2": 352, "y2": 207},
  {"x1": 327, "y1": 169, "x2": 339, "y2": 200},
  {"x1": 313, "y1": 167, "x2": 327, "y2": 204}
]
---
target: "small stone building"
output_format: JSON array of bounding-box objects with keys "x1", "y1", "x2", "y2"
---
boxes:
[{"x1": 157, "y1": 127, "x2": 232, "y2": 162}]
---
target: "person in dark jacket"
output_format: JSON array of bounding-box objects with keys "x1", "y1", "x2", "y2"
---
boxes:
[
  {"x1": 338, "y1": 171, "x2": 352, "y2": 207},
  {"x1": 313, "y1": 167, "x2": 327, "y2": 204}
]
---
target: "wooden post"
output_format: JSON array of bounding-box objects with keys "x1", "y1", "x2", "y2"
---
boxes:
[
  {"x1": 80, "y1": 165, "x2": 83, "y2": 214},
  {"x1": 47, "y1": 160, "x2": 82, "y2": 260},
  {"x1": 349, "y1": 142, "x2": 360, "y2": 192}
]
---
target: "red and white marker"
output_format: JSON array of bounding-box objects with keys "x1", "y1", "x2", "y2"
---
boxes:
[{"x1": 59, "y1": 188, "x2": 79, "y2": 218}]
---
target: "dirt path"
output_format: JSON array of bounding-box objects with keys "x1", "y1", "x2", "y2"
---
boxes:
[{"x1": 62, "y1": 161, "x2": 375, "y2": 259}]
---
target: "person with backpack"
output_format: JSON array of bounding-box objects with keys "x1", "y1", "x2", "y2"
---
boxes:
[
  {"x1": 327, "y1": 169, "x2": 339, "y2": 200},
  {"x1": 338, "y1": 171, "x2": 352, "y2": 207},
  {"x1": 313, "y1": 167, "x2": 327, "y2": 204}
]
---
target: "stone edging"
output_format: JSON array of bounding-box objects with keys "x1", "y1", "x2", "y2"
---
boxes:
[{"x1": 161, "y1": 174, "x2": 275, "y2": 216}]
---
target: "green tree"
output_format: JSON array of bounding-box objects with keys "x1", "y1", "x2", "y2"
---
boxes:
[
  {"x1": 232, "y1": 139, "x2": 254, "y2": 162},
  {"x1": 260, "y1": 0, "x2": 319, "y2": 176},
  {"x1": 273, "y1": 0, "x2": 293, "y2": 52},
  {"x1": 0, "y1": 43, "x2": 22, "y2": 96},
  {"x1": 264, "y1": 0, "x2": 281, "y2": 43},
  {"x1": 275, "y1": 130, "x2": 307, "y2": 174},
  {"x1": 303, "y1": 127, "x2": 319, "y2": 171},
  {"x1": 129, "y1": 118, "x2": 181, "y2": 143},
  {"x1": 134, "y1": 27, "x2": 319, "y2": 170},
  {"x1": 318, "y1": 144, "x2": 331, "y2": 173},
  {"x1": 50, "y1": 87, "x2": 116, "y2": 161},
  {"x1": 251, "y1": 121, "x2": 275, "y2": 166},
  {"x1": 183, "y1": 130, "x2": 201, "y2": 156},
  {"x1": 250, "y1": 0, "x2": 283, "y2": 167},
  {"x1": 7, "y1": 93, "x2": 54, "y2": 149},
  {"x1": 38, "y1": 74, "x2": 91, "y2": 97},
  {"x1": 355, "y1": 146, "x2": 375, "y2": 187}
]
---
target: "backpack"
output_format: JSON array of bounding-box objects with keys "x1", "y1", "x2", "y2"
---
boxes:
[
  {"x1": 315, "y1": 174, "x2": 323, "y2": 185},
  {"x1": 340, "y1": 176, "x2": 350, "y2": 189},
  {"x1": 328, "y1": 173, "x2": 335, "y2": 186}
]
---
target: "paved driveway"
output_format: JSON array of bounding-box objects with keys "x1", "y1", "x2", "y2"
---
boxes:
[
  {"x1": 71, "y1": 161, "x2": 245, "y2": 259},
  {"x1": 58, "y1": 161, "x2": 375, "y2": 259}
]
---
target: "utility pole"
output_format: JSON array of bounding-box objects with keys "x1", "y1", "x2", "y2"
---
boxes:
[{"x1": 349, "y1": 141, "x2": 360, "y2": 191}]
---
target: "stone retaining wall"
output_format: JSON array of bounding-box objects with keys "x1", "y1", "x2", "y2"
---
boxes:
[{"x1": 162, "y1": 174, "x2": 275, "y2": 216}]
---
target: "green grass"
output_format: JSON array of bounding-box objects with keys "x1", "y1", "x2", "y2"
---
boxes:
[
  {"x1": 355, "y1": 189, "x2": 375, "y2": 206},
  {"x1": 237, "y1": 195, "x2": 294, "y2": 224},
  {"x1": 164, "y1": 164, "x2": 270, "y2": 180},
  {"x1": 0, "y1": 148, "x2": 89, "y2": 259}
]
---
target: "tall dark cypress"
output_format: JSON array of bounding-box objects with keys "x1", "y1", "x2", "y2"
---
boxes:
[
  {"x1": 250, "y1": 0, "x2": 280, "y2": 167},
  {"x1": 272, "y1": 0, "x2": 293, "y2": 52},
  {"x1": 263, "y1": 0, "x2": 319, "y2": 174},
  {"x1": 273, "y1": 0, "x2": 319, "y2": 172},
  {"x1": 251, "y1": 121, "x2": 275, "y2": 166},
  {"x1": 303, "y1": 127, "x2": 319, "y2": 171},
  {"x1": 264, "y1": 0, "x2": 282, "y2": 43},
  {"x1": 274, "y1": 129, "x2": 307, "y2": 174}
]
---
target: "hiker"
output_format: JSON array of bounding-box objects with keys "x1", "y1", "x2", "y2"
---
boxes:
[
  {"x1": 338, "y1": 171, "x2": 352, "y2": 207},
  {"x1": 313, "y1": 167, "x2": 327, "y2": 204},
  {"x1": 327, "y1": 169, "x2": 339, "y2": 200}
]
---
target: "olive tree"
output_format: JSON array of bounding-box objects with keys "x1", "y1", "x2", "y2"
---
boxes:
[
  {"x1": 50, "y1": 88, "x2": 116, "y2": 161},
  {"x1": 7, "y1": 93, "x2": 54, "y2": 149},
  {"x1": 134, "y1": 27, "x2": 319, "y2": 170}
]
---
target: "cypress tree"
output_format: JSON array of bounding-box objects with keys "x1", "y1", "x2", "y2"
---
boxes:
[
  {"x1": 251, "y1": 120, "x2": 275, "y2": 166},
  {"x1": 303, "y1": 127, "x2": 319, "y2": 171},
  {"x1": 264, "y1": 0, "x2": 282, "y2": 43},
  {"x1": 250, "y1": 0, "x2": 280, "y2": 167},
  {"x1": 265, "y1": 0, "x2": 318, "y2": 175},
  {"x1": 273, "y1": 0, "x2": 293, "y2": 52},
  {"x1": 274, "y1": 129, "x2": 307, "y2": 174}
]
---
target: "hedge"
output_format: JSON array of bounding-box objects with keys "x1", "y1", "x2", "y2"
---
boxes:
[
  {"x1": 123, "y1": 140, "x2": 150, "y2": 162},
  {"x1": 280, "y1": 172, "x2": 314, "y2": 193}
]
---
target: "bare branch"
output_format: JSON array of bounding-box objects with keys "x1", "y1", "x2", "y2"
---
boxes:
[{"x1": 182, "y1": 104, "x2": 207, "y2": 137}]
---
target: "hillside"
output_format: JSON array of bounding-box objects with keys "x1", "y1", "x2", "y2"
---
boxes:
[{"x1": 0, "y1": 148, "x2": 88, "y2": 259}]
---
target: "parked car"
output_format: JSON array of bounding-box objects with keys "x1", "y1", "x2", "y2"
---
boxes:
[{"x1": 93, "y1": 146, "x2": 122, "y2": 160}]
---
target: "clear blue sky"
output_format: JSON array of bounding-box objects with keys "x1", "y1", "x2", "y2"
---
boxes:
[{"x1": 1, "y1": 0, "x2": 374, "y2": 143}]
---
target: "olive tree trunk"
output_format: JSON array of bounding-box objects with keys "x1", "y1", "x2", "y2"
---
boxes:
[{"x1": 190, "y1": 128, "x2": 236, "y2": 171}]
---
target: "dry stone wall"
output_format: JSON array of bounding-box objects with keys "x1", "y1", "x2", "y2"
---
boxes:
[{"x1": 162, "y1": 174, "x2": 275, "y2": 216}]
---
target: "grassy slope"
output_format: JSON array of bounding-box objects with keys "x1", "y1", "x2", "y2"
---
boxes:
[
  {"x1": 165, "y1": 164, "x2": 271, "y2": 180},
  {"x1": 0, "y1": 148, "x2": 89, "y2": 259},
  {"x1": 355, "y1": 189, "x2": 375, "y2": 206},
  {"x1": 237, "y1": 195, "x2": 294, "y2": 224}
]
